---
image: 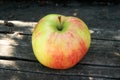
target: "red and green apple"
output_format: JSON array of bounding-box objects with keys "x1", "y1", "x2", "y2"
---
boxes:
[{"x1": 32, "y1": 14, "x2": 91, "y2": 69}]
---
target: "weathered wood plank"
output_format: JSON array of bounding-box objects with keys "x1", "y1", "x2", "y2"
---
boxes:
[
  {"x1": 0, "y1": 33, "x2": 120, "y2": 67},
  {"x1": 0, "y1": 20, "x2": 36, "y2": 33},
  {"x1": 91, "y1": 28, "x2": 120, "y2": 41},
  {"x1": 0, "y1": 60, "x2": 119, "y2": 79},
  {"x1": 0, "y1": 69, "x2": 115, "y2": 80},
  {"x1": 0, "y1": 20, "x2": 120, "y2": 41}
]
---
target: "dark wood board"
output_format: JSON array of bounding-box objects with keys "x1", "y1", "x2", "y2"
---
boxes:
[{"x1": 0, "y1": 59, "x2": 120, "y2": 79}]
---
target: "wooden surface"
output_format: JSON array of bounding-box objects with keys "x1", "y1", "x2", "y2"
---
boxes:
[{"x1": 0, "y1": 1, "x2": 120, "y2": 80}]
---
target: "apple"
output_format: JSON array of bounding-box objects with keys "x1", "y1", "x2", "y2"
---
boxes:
[{"x1": 32, "y1": 14, "x2": 91, "y2": 69}]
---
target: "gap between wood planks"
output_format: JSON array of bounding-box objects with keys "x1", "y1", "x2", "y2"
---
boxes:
[{"x1": 0, "y1": 55, "x2": 120, "y2": 68}]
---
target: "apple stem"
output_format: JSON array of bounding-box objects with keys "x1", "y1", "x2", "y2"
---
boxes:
[
  {"x1": 58, "y1": 16, "x2": 61, "y2": 25},
  {"x1": 58, "y1": 16, "x2": 62, "y2": 31}
]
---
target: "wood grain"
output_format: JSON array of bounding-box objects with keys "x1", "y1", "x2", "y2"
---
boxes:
[
  {"x1": 0, "y1": 69, "x2": 115, "y2": 80},
  {"x1": 0, "y1": 59, "x2": 119, "y2": 79}
]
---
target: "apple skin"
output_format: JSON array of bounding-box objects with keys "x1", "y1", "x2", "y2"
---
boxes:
[{"x1": 32, "y1": 14, "x2": 91, "y2": 69}]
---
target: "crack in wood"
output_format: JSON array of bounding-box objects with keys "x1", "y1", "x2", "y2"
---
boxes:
[{"x1": 0, "y1": 56, "x2": 37, "y2": 63}]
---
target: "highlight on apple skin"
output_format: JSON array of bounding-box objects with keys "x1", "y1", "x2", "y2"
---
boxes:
[{"x1": 32, "y1": 14, "x2": 91, "y2": 69}]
